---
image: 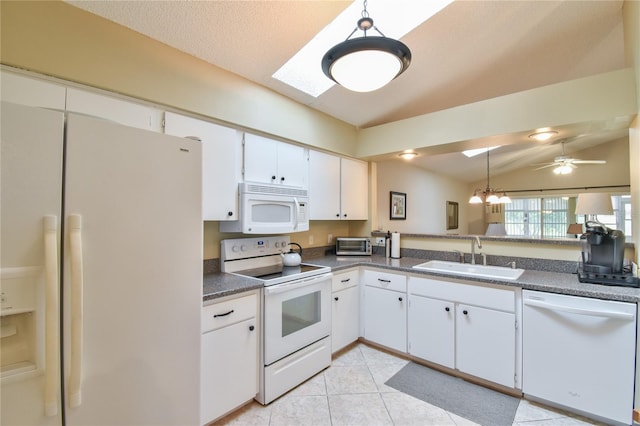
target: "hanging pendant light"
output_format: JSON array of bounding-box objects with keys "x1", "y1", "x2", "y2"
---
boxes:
[
  {"x1": 469, "y1": 150, "x2": 511, "y2": 204},
  {"x1": 321, "y1": 0, "x2": 411, "y2": 92}
]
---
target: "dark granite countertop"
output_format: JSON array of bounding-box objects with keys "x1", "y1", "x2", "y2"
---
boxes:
[{"x1": 203, "y1": 254, "x2": 640, "y2": 304}]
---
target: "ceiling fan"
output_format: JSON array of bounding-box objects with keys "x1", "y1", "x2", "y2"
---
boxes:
[{"x1": 533, "y1": 140, "x2": 606, "y2": 174}]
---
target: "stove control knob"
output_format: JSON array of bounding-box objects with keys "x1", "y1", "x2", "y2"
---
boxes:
[
  {"x1": 240, "y1": 245, "x2": 247, "y2": 252},
  {"x1": 281, "y1": 240, "x2": 287, "y2": 248},
  {"x1": 231, "y1": 245, "x2": 240, "y2": 253}
]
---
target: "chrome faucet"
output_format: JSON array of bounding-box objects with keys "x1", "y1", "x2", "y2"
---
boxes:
[{"x1": 471, "y1": 236, "x2": 482, "y2": 265}]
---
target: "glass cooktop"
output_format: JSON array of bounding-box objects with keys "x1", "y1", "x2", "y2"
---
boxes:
[{"x1": 234, "y1": 263, "x2": 329, "y2": 285}]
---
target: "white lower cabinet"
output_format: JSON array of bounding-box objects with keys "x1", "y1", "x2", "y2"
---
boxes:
[
  {"x1": 455, "y1": 304, "x2": 515, "y2": 387},
  {"x1": 331, "y1": 269, "x2": 360, "y2": 353},
  {"x1": 201, "y1": 291, "x2": 259, "y2": 425},
  {"x1": 408, "y1": 295, "x2": 455, "y2": 368},
  {"x1": 408, "y1": 276, "x2": 519, "y2": 389},
  {"x1": 362, "y1": 270, "x2": 407, "y2": 352}
]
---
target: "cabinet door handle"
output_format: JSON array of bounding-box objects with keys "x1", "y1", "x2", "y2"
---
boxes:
[
  {"x1": 378, "y1": 278, "x2": 391, "y2": 283},
  {"x1": 463, "y1": 309, "x2": 468, "y2": 315},
  {"x1": 334, "y1": 296, "x2": 339, "y2": 301},
  {"x1": 249, "y1": 325, "x2": 255, "y2": 331},
  {"x1": 227, "y1": 211, "x2": 233, "y2": 216},
  {"x1": 343, "y1": 214, "x2": 347, "y2": 217},
  {"x1": 271, "y1": 175, "x2": 276, "y2": 180},
  {"x1": 445, "y1": 307, "x2": 450, "y2": 312},
  {"x1": 214, "y1": 309, "x2": 234, "y2": 318},
  {"x1": 336, "y1": 213, "x2": 340, "y2": 217},
  {"x1": 398, "y1": 297, "x2": 403, "y2": 302},
  {"x1": 280, "y1": 176, "x2": 285, "y2": 182},
  {"x1": 341, "y1": 278, "x2": 350, "y2": 283}
]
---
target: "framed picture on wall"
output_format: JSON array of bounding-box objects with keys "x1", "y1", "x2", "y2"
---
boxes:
[
  {"x1": 446, "y1": 201, "x2": 459, "y2": 230},
  {"x1": 390, "y1": 191, "x2": 406, "y2": 220}
]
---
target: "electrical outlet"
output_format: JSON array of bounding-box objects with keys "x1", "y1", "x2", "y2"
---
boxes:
[
  {"x1": 309, "y1": 235, "x2": 314, "y2": 245},
  {"x1": 327, "y1": 234, "x2": 333, "y2": 244},
  {"x1": 375, "y1": 237, "x2": 386, "y2": 245}
]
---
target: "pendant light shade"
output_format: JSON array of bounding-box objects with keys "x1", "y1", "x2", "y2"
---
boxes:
[{"x1": 322, "y1": 3, "x2": 411, "y2": 92}]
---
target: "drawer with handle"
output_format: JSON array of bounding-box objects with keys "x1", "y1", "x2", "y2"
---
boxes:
[
  {"x1": 362, "y1": 269, "x2": 406, "y2": 292},
  {"x1": 202, "y1": 292, "x2": 257, "y2": 334},
  {"x1": 332, "y1": 269, "x2": 359, "y2": 292}
]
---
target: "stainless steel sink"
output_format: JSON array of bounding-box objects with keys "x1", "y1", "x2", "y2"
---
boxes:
[{"x1": 412, "y1": 260, "x2": 525, "y2": 280}]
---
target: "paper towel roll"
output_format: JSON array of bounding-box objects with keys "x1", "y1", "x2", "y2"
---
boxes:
[{"x1": 391, "y1": 232, "x2": 401, "y2": 259}]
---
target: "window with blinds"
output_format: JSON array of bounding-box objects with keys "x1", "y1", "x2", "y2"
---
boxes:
[{"x1": 505, "y1": 195, "x2": 632, "y2": 238}]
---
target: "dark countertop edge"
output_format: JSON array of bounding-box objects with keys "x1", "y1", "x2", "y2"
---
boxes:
[
  {"x1": 203, "y1": 255, "x2": 640, "y2": 304},
  {"x1": 370, "y1": 231, "x2": 635, "y2": 247}
]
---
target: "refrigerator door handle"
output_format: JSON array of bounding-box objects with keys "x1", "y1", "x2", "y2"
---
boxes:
[
  {"x1": 44, "y1": 215, "x2": 60, "y2": 416},
  {"x1": 68, "y1": 214, "x2": 84, "y2": 408}
]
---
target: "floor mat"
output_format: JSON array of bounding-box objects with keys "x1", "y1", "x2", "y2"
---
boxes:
[{"x1": 385, "y1": 362, "x2": 519, "y2": 426}]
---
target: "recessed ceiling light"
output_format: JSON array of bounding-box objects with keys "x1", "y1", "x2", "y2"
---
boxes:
[
  {"x1": 528, "y1": 130, "x2": 558, "y2": 142},
  {"x1": 399, "y1": 151, "x2": 418, "y2": 160},
  {"x1": 272, "y1": 0, "x2": 454, "y2": 97}
]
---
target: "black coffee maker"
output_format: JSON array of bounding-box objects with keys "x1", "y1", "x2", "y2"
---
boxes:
[{"x1": 580, "y1": 221, "x2": 625, "y2": 274}]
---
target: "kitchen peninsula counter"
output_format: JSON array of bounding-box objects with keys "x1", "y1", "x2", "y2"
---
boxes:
[{"x1": 203, "y1": 254, "x2": 640, "y2": 303}]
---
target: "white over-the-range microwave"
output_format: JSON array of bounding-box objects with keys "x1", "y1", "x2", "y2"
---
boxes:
[{"x1": 219, "y1": 182, "x2": 309, "y2": 234}]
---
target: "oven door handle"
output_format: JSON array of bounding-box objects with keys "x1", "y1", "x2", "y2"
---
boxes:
[{"x1": 264, "y1": 273, "x2": 332, "y2": 295}]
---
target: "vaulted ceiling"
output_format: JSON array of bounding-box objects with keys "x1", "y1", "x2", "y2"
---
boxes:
[{"x1": 65, "y1": 0, "x2": 631, "y2": 183}]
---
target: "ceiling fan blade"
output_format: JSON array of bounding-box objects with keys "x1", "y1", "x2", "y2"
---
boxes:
[
  {"x1": 572, "y1": 160, "x2": 606, "y2": 164},
  {"x1": 532, "y1": 163, "x2": 557, "y2": 170}
]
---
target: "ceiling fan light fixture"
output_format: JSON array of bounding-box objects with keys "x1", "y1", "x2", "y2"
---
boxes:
[
  {"x1": 322, "y1": 1, "x2": 411, "y2": 92},
  {"x1": 553, "y1": 164, "x2": 573, "y2": 175},
  {"x1": 528, "y1": 130, "x2": 558, "y2": 142}
]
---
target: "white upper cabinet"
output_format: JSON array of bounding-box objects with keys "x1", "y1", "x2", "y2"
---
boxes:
[
  {"x1": 66, "y1": 87, "x2": 164, "y2": 132},
  {"x1": 309, "y1": 150, "x2": 368, "y2": 220},
  {"x1": 164, "y1": 112, "x2": 243, "y2": 221},
  {"x1": 1, "y1": 70, "x2": 66, "y2": 109},
  {"x1": 243, "y1": 133, "x2": 308, "y2": 189}
]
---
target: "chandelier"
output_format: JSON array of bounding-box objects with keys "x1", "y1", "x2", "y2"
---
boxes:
[{"x1": 469, "y1": 150, "x2": 511, "y2": 204}]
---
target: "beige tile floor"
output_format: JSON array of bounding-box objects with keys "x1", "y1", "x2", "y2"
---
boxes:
[{"x1": 214, "y1": 342, "x2": 603, "y2": 426}]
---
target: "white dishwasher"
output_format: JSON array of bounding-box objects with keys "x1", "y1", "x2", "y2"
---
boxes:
[{"x1": 522, "y1": 290, "x2": 637, "y2": 426}]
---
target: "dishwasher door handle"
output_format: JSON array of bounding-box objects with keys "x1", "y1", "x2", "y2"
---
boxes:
[{"x1": 524, "y1": 298, "x2": 635, "y2": 321}]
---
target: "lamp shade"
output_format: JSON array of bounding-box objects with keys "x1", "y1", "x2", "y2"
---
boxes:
[
  {"x1": 485, "y1": 223, "x2": 507, "y2": 236},
  {"x1": 566, "y1": 223, "x2": 584, "y2": 235},
  {"x1": 322, "y1": 36, "x2": 411, "y2": 92},
  {"x1": 575, "y1": 193, "x2": 613, "y2": 215}
]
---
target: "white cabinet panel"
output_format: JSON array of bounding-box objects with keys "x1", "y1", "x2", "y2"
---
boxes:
[
  {"x1": 332, "y1": 285, "x2": 360, "y2": 353},
  {"x1": 244, "y1": 133, "x2": 308, "y2": 188},
  {"x1": 340, "y1": 157, "x2": 368, "y2": 220},
  {"x1": 456, "y1": 304, "x2": 515, "y2": 388},
  {"x1": 309, "y1": 150, "x2": 341, "y2": 219},
  {"x1": 408, "y1": 295, "x2": 454, "y2": 368},
  {"x1": 407, "y1": 276, "x2": 518, "y2": 388},
  {"x1": 201, "y1": 318, "x2": 258, "y2": 424},
  {"x1": 363, "y1": 286, "x2": 406, "y2": 352},
  {"x1": 309, "y1": 151, "x2": 367, "y2": 220},
  {"x1": 164, "y1": 112, "x2": 242, "y2": 220},
  {"x1": 0, "y1": 71, "x2": 66, "y2": 109},
  {"x1": 201, "y1": 292, "x2": 259, "y2": 425},
  {"x1": 66, "y1": 88, "x2": 163, "y2": 132}
]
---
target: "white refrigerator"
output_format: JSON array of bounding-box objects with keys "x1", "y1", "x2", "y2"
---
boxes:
[{"x1": 1, "y1": 102, "x2": 203, "y2": 425}]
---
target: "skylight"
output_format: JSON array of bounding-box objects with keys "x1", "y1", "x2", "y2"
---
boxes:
[
  {"x1": 462, "y1": 146, "x2": 501, "y2": 158},
  {"x1": 272, "y1": 0, "x2": 454, "y2": 97}
]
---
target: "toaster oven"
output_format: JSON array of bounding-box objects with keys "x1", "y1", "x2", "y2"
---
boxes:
[{"x1": 335, "y1": 237, "x2": 372, "y2": 256}]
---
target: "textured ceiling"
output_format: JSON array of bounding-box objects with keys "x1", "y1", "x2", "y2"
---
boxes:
[{"x1": 65, "y1": 0, "x2": 629, "y2": 183}]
